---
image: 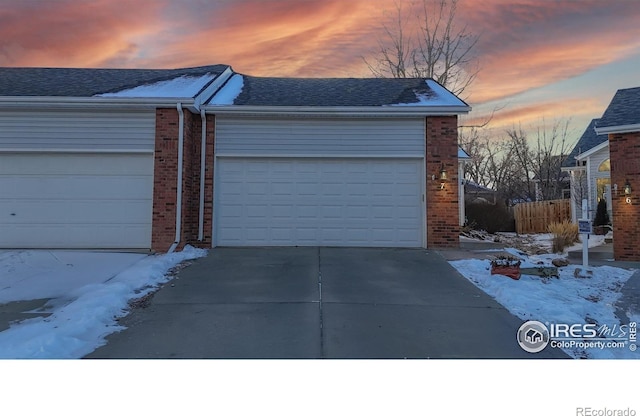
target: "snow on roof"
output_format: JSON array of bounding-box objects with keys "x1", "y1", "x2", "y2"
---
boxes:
[
  {"x1": 392, "y1": 79, "x2": 467, "y2": 107},
  {"x1": 96, "y1": 73, "x2": 215, "y2": 98},
  {"x1": 208, "y1": 74, "x2": 244, "y2": 105}
]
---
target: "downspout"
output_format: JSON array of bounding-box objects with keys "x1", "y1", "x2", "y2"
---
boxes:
[
  {"x1": 198, "y1": 109, "x2": 206, "y2": 241},
  {"x1": 168, "y1": 103, "x2": 185, "y2": 253}
]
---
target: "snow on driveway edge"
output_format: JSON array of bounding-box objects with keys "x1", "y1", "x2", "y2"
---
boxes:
[{"x1": 0, "y1": 246, "x2": 207, "y2": 359}]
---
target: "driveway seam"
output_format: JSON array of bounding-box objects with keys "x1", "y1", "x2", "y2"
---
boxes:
[
  {"x1": 318, "y1": 247, "x2": 324, "y2": 358},
  {"x1": 321, "y1": 301, "x2": 504, "y2": 309}
]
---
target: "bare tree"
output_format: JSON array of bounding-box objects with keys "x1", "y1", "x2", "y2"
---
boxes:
[
  {"x1": 364, "y1": 0, "x2": 479, "y2": 97},
  {"x1": 459, "y1": 119, "x2": 574, "y2": 204},
  {"x1": 502, "y1": 119, "x2": 573, "y2": 202}
]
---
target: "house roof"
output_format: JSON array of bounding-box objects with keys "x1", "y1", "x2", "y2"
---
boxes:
[
  {"x1": 0, "y1": 65, "x2": 470, "y2": 115},
  {"x1": 217, "y1": 75, "x2": 468, "y2": 108},
  {"x1": 595, "y1": 86, "x2": 640, "y2": 134},
  {"x1": 562, "y1": 118, "x2": 607, "y2": 168},
  {"x1": 0, "y1": 65, "x2": 228, "y2": 97}
]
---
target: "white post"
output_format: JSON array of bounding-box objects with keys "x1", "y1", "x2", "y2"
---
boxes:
[{"x1": 581, "y1": 199, "x2": 589, "y2": 269}]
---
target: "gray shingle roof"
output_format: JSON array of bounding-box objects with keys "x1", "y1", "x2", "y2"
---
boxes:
[
  {"x1": 0, "y1": 65, "x2": 228, "y2": 97},
  {"x1": 562, "y1": 118, "x2": 607, "y2": 168},
  {"x1": 230, "y1": 76, "x2": 463, "y2": 106},
  {"x1": 597, "y1": 86, "x2": 640, "y2": 129}
]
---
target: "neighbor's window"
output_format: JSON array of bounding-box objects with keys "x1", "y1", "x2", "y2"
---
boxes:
[
  {"x1": 596, "y1": 178, "x2": 611, "y2": 202},
  {"x1": 598, "y1": 159, "x2": 610, "y2": 172}
]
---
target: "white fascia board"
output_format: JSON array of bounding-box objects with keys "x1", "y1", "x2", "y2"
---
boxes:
[
  {"x1": 595, "y1": 123, "x2": 640, "y2": 135},
  {"x1": 204, "y1": 105, "x2": 471, "y2": 117},
  {"x1": 575, "y1": 141, "x2": 609, "y2": 160},
  {"x1": 561, "y1": 165, "x2": 587, "y2": 172},
  {"x1": 193, "y1": 67, "x2": 234, "y2": 110},
  {"x1": 0, "y1": 96, "x2": 195, "y2": 110}
]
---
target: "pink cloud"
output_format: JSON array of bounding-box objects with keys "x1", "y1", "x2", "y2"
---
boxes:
[{"x1": 0, "y1": 0, "x2": 166, "y2": 67}]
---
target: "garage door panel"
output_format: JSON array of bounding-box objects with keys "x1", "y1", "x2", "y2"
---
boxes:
[
  {"x1": 0, "y1": 153, "x2": 152, "y2": 249},
  {"x1": 1, "y1": 176, "x2": 152, "y2": 200},
  {"x1": 215, "y1": 158, "x2": 423, "y2": 247},
  {"x1": 2, "y1": 200, "x2": 151, "y2": 223}
]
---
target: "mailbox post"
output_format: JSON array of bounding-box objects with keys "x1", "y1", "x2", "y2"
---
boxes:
[{"x1": 578, "y1": 199, "x2": 592, "y2": 270}]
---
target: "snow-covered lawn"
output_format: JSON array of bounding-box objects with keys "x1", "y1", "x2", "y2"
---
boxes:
[
  {"x1": 0, "y1": 246, "x2": 207, "y2": 358},
  {"x1": 450, "y1": 242, "x2": 638, "y2": 359}
]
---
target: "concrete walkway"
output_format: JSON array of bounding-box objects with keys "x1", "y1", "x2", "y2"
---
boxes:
[{"x1": 87, "y1": 247, "x2": 566, "y2": 359}]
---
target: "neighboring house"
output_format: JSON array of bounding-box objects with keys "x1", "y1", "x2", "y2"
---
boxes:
[
  {"x1": 458, "y1": 147, "x2": 471, "y2": 226},
  {"x1": 561, "y1": 119, "x2": 611, "y2": 222},
  {"x1": 594, "y1": 86, "x2": 640, "y2": 261},
  {"x1": 531, "y1": 155, "x2": 571, "y2": 202},
  {"x1": 0, "y1": 65, "x2": 470, "y2": 252},
  {"x1": 464, "y1": 181, "x2": 497, "y2": 205}
]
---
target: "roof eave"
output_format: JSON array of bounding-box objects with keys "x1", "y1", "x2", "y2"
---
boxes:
[
  {"x1": 0, "y1": 96, "x2": 197, "y2": 110},
  {"x1": 575, "y1": 140, "x2": 609, "y2": 160},
  {"x1": 595, "y1": 123, "x2": 640, "y2": 135},
  {"x1": 205, "y1": 104, "x2": 471, "y2": 117}
]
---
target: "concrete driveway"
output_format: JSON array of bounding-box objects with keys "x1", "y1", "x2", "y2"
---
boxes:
[{"x1": 87, "y1": 247, "x2": 566, "y2": 359}]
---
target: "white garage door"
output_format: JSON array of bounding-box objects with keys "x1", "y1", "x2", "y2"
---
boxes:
[
  {"x1": 0, "y1": 153, "x2": 153, "y2": 249},
  {"x1": 215, "y1": 158, "x2": 424, "y2": 247}
]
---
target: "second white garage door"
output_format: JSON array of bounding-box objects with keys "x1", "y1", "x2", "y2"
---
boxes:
[
  {"x1": 215, "y1": 158, "x2": 424, "y2": 247},
  {"x1": 0, "y1": 153, "x2": 153, "y2": 249}
]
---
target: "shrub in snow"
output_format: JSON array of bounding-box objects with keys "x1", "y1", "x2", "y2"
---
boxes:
[
  {"x1": 593, "y1": 198, "x2": 610, "y2": 227},
  {"x1": 548, "y1": 220, "x2": 579, "y2": 253}
]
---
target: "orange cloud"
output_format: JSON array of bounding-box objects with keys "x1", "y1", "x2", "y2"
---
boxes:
[
  {"x1": 460, "y1": 0, "x2": 640, "y2": 103},
  {"x1": 133, "y1": 0, "x2": 380, "y2": 76},
  {"x1": 0, "y1": 0, "x2": 166, "y2": 67}
]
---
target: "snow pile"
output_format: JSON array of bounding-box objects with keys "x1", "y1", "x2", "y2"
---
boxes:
[
  {"x1": 209, "y1": 74, "x2": 244, "y2": 105},
  {"x1": 0, "y1": 251, "x2": 146, "y2": 304},
  {"x1": 0, "y1": 246, "x2": 207, "y2": 359},
  {"x1": 450, "y1": 254, "x2": 637, "y2": 358},
  {"x1": 97, "y1": 74, "x2": 214, "y2": 98}
]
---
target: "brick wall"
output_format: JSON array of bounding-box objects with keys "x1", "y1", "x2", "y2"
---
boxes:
[
  {"x1": 425, "y1": 116, "x2": 460, "y2": 248},
  {"x1": 151, "y1": 108, "x2": 213, "y2": 252},
  {"x1": 609, "y1": 131, "x2": 640, "y2": 261},
  {"x1": 152, "y1": 108, "x2": 180, "y2": 252}
]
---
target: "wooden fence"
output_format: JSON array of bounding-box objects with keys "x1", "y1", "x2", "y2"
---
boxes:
[{"x1": 514, "y1": 199, "x2": 571, "y2": 234}]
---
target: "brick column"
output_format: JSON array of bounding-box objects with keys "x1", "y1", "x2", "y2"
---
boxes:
[
  {"x1": 425, "y1": 116, "x2": 460, "y2": 248},
  {"x1": 152, "y1": 108, "x2": 180, "y2": 252},
  {"x1": 609, "y1": 131, "x2": 640, "y2": 261},
  {"x1": 200, "y1": 114, "x2": 216, "y2": 247}
]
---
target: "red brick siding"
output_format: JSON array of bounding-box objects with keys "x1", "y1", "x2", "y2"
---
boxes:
[
  {"x1": 200, "y1": 114, "x2": 215, "y2": 247},
  {"x1": 609, "y1": 131, "x2": 640, "y2": 261},
  {"x1": 426, "y1": 116, "x2": 460, "y2": 248},
  {"x1": 152, "y1": 108, "x2": 180, "y2": 252},
  {"x1": 180, "y1": 110, "x2": 200, "y2": 249}
]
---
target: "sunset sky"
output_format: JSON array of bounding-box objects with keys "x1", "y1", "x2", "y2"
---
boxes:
[{"x1": 2, "y1": 0, "x2": 639, "y2": 143}]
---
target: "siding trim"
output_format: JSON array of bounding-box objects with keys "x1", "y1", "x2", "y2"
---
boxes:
[
  {"x1": 216, "y1": 116, "x2": 425, "y2": 157},
  {"x1": 0, "y1": 109, "x2": 156, "y2": 152}
]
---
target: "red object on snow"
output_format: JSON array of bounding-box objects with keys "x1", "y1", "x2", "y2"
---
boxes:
[{"x1": 491, "y1": 265, "x2": 521, "y2": 280}]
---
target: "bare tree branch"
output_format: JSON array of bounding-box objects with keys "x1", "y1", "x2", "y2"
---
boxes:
[{"x1": 364, "y1": 0, "x2": 479, "y2": 98}]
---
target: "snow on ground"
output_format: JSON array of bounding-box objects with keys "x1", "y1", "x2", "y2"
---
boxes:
[
  {"x1": 0, "y1": 246, "x2": 207, "y2": 359},
  {"x1": 450, "y1": 250, "x2": 638, "y2": 359},
  {"x1": 96, "y1": 74, "x2": 215, "y2": 98},
  {"x1": 0, "y1": 251, "x2": 147, "y2": 304}
]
